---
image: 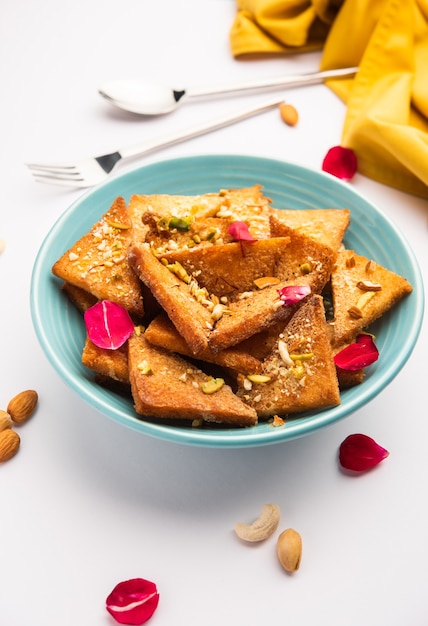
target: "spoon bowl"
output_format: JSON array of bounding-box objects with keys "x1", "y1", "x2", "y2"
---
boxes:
[
  {"x1": 99, "y1": 79, "x2": 187, "y2": 115},
  {"x1": 98, "y1": 67, "x2": 358, "y2": 116}
]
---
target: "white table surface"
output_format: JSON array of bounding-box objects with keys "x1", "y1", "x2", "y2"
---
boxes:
[{"x1": 1, "y1": 1, "x2": 427, "y2": 625}]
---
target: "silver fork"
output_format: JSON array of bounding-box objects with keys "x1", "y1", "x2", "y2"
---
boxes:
[{"x1": 26, "y1": 95, "x2": 289, "y2": 188}]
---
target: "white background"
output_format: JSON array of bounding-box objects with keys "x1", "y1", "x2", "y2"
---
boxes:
[{"x1": 1, "y1": 1, "x2": 427, "y2": 625}]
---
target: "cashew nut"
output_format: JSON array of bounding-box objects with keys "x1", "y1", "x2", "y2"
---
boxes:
[{"x1": 234, "y1": 503, "x2": 281, "y2": 542}]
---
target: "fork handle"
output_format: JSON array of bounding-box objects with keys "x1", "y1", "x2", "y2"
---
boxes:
[{"x1": 118, "y1": 96, "x2": 287, "y2": 161}]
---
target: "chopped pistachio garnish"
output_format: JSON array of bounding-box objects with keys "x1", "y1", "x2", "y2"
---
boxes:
[
  {"x1": 247, "y1": 374, "x2": 272, "y2": 384},
  {"x1": 168, "y1": 217, "x2": 192, "y2": 231},
  {"x1": 106, "y1": 220, "x2": 130, "y2": 230},
  {"x1": 348, "y1": 290, "x2": 377, "y2": 318},
  {"x1": 205, "y1": 228, "x2": 219, "y2": 241},
  {"x1": 290, "y1": 352, "x2": 314, "y2": 361},
  {"x1": 137, "y1": 360, "x2": 153, "y2": 375},
  {"x1": 166, "y1": 261, "x2": 191, "y2": 283},
  {"x1": 356, "y1": 290, "x2": 376, "y2": 310},
  {"x1": 299, "y1": 262, "x2": 312, "y2": 274},
  {"x1": 291, "y1": 363, "x2": 306, "y2": 379},
  {"x1": 156, "y1": 217, "x2": 170, "y2": 231},
  {"x1": 200, "y1": 378, "x2": 225, "y2": 394}
]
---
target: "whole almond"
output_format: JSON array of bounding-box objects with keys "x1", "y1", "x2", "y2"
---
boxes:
[
  {"x1": 279, "y1": 103, "x2": 299, "y2": 127},
  {"x1": 0, "y1": 410, "x2": 13, "y2": 432},
  {"x1": 7, "y1": 390, "x2": 38, "y2": 424},
  {"x1": 0, "y1": 429, "x2": 20, "y2": 462}
]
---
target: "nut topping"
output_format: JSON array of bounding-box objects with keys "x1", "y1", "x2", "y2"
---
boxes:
[
  {"x1": 235, "y1": 503, "x2": 281, "y2": 542},
  {"x1": 0, "y1": 429, "x2": 20, "y2": 463},
  {"x1": 356, "y1": 280, "x2": 382, "y2": 291},
  {"x1": 277, "y1": 528, "x2": 302, "y2": 572},
  {"x1": 7, "y1": 390, "x2": 38, "y2": 424}
]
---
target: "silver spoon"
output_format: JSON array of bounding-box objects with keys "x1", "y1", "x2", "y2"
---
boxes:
[{"x1": 98, "y1": 66, "x2": 358, "y2": 116}]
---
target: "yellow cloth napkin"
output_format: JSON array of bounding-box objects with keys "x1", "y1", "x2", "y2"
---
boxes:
[{"x1": 230, "y1": 0, "x2": 428, "y2": 198}]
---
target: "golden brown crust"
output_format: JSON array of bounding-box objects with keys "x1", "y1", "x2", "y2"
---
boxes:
[
  {"x1": 127, "y1": 332, "x2": 258, "y2": 426},
  {"x1": 62, "y1": 283, "x2": 98, "y2": 313},
  {"x1": 270, "y1": 207, "x2": 350, "y2": 251},
  {"x1": 128, "y1": 241, "x2": 212, "y2": 355},
  {"x1": 331, "y1": 249, "x2": 413, "y2": 346},
  {"x1": 52, "y1": 197, "x2": 144, "y2": 318},
  {"x1": 82, "y1": 338, "x2": 129, "y2": 384},
  {"x1": 50, "y1": 187, "x2": 414, "y2": 427},
  {"x1": 159, "y1": 238, "x2": 291, "y2": 297},
  {"x1": 128, "y1": 184, "x2": 272, "y2": 249},
  {"x1": 144, "y1": 313, "x2": 263, "y2": 375},
  {"x1": 236, "y1": 295, "x2": 341, "y2": 417}
]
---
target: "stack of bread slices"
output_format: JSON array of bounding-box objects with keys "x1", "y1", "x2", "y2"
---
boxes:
[{"x1": 52, "y1": 185, "x2": 412, "y2": 428}]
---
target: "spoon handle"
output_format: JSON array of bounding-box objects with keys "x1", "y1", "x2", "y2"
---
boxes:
[
  {"x1": 187, "y1": 67, "x2": 358, "y2": 99},
  {"x1": 119, "y1": 96, "x2": 286, "y2": 161}
]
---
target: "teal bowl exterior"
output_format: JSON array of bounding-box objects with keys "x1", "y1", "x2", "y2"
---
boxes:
[{"x1": 30, "y1": 155, "x2": 424, "y2": 448}]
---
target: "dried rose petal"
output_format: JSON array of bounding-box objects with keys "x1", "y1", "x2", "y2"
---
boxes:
[
  {"x1": 339, "y1": 433, "x2": 389, "y2": 472},
  {"x1": 228, "y1": 221, "x2": 257, "y2": 242},
  {"x1": 277, "y1": 285, "x2": 311, "y2": 306},
  {"x1": 334, "y1": 334, "x2": 379, "y2": 371},
  {"x1": 106, "y1": 578, "x2": 159, "y2": 625},
  {"x1": 84, "y1": 300, "x2": 134, "y2": 350},
  {"x1": 322, "y1": 146, "x2": 358, "y2": 180}
]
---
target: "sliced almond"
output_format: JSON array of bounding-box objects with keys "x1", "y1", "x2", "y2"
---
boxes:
[
  {"x1": 348, "y1": 305, "x2": 363, "y2": 319},
  {"x1": 356, "y1": 280, "x2": 382, "y2": 291}
]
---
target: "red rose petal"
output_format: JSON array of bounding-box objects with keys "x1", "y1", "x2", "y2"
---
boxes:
[
  {"x1": 228, "y1": 221, "x2": 257, "y2": 241},
  {"x1": 106, "y1": 578, "x2": 160, "y2": 625},
  {"x1": 339, "y1": 433, "x2": 389, "y2": 472},
  {"x1": 322, "y1": 146, "x2": 358, "y2": 180},
  {"x1": 84, "y1": 300, "x2": 134, "y2": 350},
  {"x1": 334, "y1": 334, "x2": 379, "y2": 371},
  {"x1": 277, "y1": 284, "x2": 311, "y2": 306}
]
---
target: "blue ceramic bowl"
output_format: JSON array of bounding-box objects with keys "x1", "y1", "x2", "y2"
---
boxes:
[{"x1": 31, "y1": 155, "x2": 424, "y2": 447}]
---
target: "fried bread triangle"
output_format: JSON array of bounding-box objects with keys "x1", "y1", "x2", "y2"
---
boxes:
[
  {"x1": 330, "y1": 249, "x2": 413, "y2": 345},
  {"x1": 127, "y1": 332, "x2": 258, "y2": 426},
  {"x1": 236, "y1": 295, "x2": 341, "y2": 417},
  {"x1": 52, "y1": 197, "x2": 144, "y2": 318}
]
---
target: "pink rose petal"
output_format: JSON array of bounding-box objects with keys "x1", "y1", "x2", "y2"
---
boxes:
[
  {"x1": 228, "y1": 221, "x2": 257, "y2": 242},
  {"x1": 106, "y1": 578, "x2": 160, "y2": 625},
  {"x1": 322, "y1": 146, "x2": 358, "y2": 180},
  {"x1": 277, "y1": 285, "x2": 311, "y2": 306},
  {"x1": 339, "y1": 433, "x2": 389, "y2": 472},
  {"x1": 334, "y1": 334, "x2": 379, "y2": 371},
  {"x1": 84, "y1": 300, "x2": 134, "y2": 350}
]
